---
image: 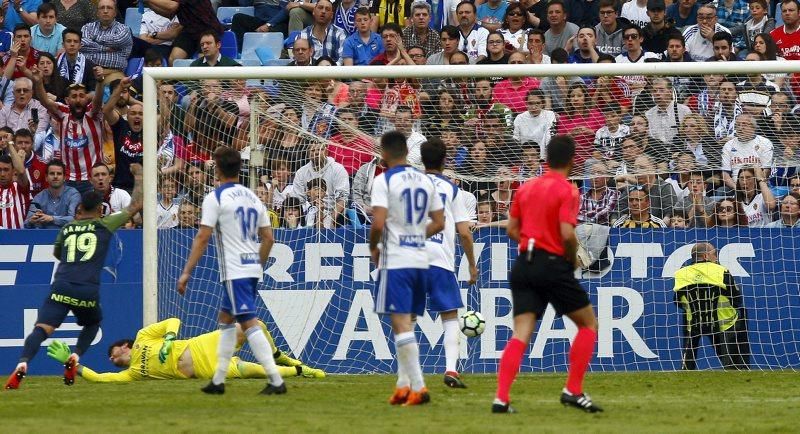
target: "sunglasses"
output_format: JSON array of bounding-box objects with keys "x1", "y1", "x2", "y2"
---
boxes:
[
  {"x1": 623, "y1": 34, "x2": 640, "y2": 40},
  {"x1": 68, "y1": 83, "x2": 87, "y2": 90},
  {"x1": 507, "y1": 11, "x2": 523, "y2": 16}
]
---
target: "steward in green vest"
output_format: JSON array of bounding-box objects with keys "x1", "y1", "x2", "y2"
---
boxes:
[{"x1": 673, "y1": 242, "x2": 750, "y2": 370}]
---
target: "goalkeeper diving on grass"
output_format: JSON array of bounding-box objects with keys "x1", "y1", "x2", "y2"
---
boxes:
[{"x1": 45, "y1": 317, "x2": 325, "y2": 382}]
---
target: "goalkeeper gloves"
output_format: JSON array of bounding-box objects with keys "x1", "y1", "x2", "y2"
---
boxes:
[
  {"x1": 47, "y1": 340, "x2": 72, "y2": 364},
  {"x1": 158, "y1": 332, "x2": 177, "y2": 364}
]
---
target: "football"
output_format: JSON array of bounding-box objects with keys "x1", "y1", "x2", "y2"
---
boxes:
[{"x1": 459, "y1": 311, "x2": 486, "y2": 337}]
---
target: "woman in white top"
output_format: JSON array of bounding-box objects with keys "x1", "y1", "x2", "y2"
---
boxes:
[
  {"x1": 499, "y1": 3, "x2": 529, "y2": 51},
  {"x1": 735, "y1": 166, "x2": 776, "y2": 227},
  {"x1": 513, "y1": 89, "x2": 556, "y2": 157}
]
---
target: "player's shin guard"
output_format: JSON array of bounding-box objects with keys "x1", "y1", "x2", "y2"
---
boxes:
[
  {"x1": 566, "y1": 327, "x2": 597, "y2": 395},
  {"x1": 75, "y1": 323, "x2": 100, "y2": 356},
  {"x1": 393, "y1": 332, "x2": 411, "y2": 388},
  {"x1": 496, "y1": 338, "x2": 526, "y2": 404},
  {"x1": 212, "y1": 324, "x2": 236, "y2": 386},
  {"x1": 20, "y1": 326, "x2": 49, "y2": 362},
  {"x1": 442, "y1": 317, "x2": 460, "y2": 374},
  {"x1": 395, "y1": 331, "x2": 424, "y2": 391},
  {"x1": 245, "y1": 326, "x2": 284, "y2": 387}
]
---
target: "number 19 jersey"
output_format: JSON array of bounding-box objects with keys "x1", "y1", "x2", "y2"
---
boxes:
[
  {"x1": 371, "y1": 165, "x2": 444, "y2": 270},
  {"x1": 201, "y1": 182, "x2": 269, "y2": 282}
]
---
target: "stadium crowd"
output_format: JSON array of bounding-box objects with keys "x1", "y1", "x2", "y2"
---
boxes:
[{"x1": 0, "y1": 0, "x2": 800, "y2": 230}]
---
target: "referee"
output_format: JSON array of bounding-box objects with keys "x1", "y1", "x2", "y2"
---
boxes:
[{"x1": 492, "y1": 135, "x2": 603, "y2": 414}]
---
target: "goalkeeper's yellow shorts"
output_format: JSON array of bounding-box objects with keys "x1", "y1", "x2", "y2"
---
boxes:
[{"x1": 187, "y1": 330, "x2": 244, "y2": 379}]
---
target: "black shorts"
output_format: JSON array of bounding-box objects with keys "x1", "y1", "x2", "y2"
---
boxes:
[
  {"x1": 37, "y1": 283, "x2": 102, "y2": 327},
  {"x1": 172, "y1": 31, "x2": 199, "y2": 57},
  {"x1": 509, "y1": 250, "x2": 591, "y2": 317}
]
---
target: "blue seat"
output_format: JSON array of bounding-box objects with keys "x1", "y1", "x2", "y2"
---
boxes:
[
  {"x1": 220, "y1": 30, "x2": 238, "y2": 58},
  {"x1": 263, "y1": 59, "x2": 292, "y2": 66},
  {"x1": 125, "y1": 8, "x2": 145, "y2": 36},
  {"x1": 242, "y1": 32, "x2": 283, "y2": 63},
  {"x1": 172, "y1": 58, "x2": 194, "y2": 67},
  {"x1": 125, "y1": 57, "x2": 144, "y2": 77},
  {"x1": 217, "y1": 6, "x2": 254, "y2": 27}
]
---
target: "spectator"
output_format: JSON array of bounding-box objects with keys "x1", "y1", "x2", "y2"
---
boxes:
[
  {"x1": 31, "y1": 64, "x2": 105, "y2": 194},
  {"x1": 139, "y1": 7, "x2": 182, "y2": 60},
  {"x1": 185, "y1": 79, "x2": 239, "y2": 162},
  {"x1": 513, "y1": 144, "x2": 545, "y2": 181},
  {"x1": 80, "y1": 0, "x2": 132, "y2": 84},
  {"x1": 36, "y1": 52, "x2": 67, "y2": 102},
  {"x1": 716, "y1": 0, "x2": 750, "y2": 30},
  {"x1": 668, "y1": 0, "x2": 699, "y2": 30},
  {"x1": 711, "y1": 79, "x2": 742, "y2": 140},
  {"x1": 544, "y1": 0, "x2": 578, "y2": 55},
  {"x1": 674, "y1": 170, "x2": 716, "y2": 227},
  {"x1": 622, "y1": 0, "x2": 651, "y2": 29},
  {"x1": 328, "y1": 107, "x2": 374, "y2": 175},
  {"x1": 279, "y1": 196, "x2": 304, "y2": 229},
  {"x1": 490, "y1": 165, "x2": 514, "y2": 218},
  {"x1": 478, "y1": 30, "x2": 510, "y2": 65},
  {"x1": 539, "y1": 48, "x2": 582, "y2": 112},
  {"x1": 25, "y1": 159, "x2": 80, "y2": 228},
  {"x1": 177, "y1": 201, "x2": 198, "y2": 228},
  {"x1": 765, "y1": 191, "x2": 800, "y2": 227},
  {"x1": 352, "y1": 155, "x2": 383, "y2": 222},
  {"x1": 370, "y1": 22, "x2": 414, "y2": 65},
  {"x1": 496, "y1": 2, "x2": 528, "y2": 53},
  {"x1": 0, "y1": 142, "x2": 29, "y2": 229},
  {"x1": 156, "y1": 175, "x2": 180, "y2": 228},
  {"x1": 427, "y1": 25, "x2": 460, "y2": 65},
  {"x1": 612, "y1": 184, "x2": 668, "y2": 227},
  {"x1": 402, "y1": 1, "x2": 440, "y2": 57},
  {"x1": 103, "y1": 77, "x2": 143, "y2": 192},
  {"x1": 342, "y1": 7, "x2": 383, "y2": 66},
  {"x1": 299, "y1": 0, "x2": 347, "y2": 65},
  {"x1": 455, "y1": 1, "x2": 488, "y2": 63},
  {"x1": 642, "y1": 0, "x2": 675, "y2": 55},
  {"x1": 55, "y1": 28, "x2": 97, "y2": 89},
  {"x1": 492, "y1": 52, "x2": 538, "y2": 112},
  {"x1": 476, "y1": 0, "x2": 507, "y2": 32},
  {"x1": 182, "y1": 162, "x2": 212, "y2": 207},
  {"x1": 735, "y1": 166, "x2": 776, "y2": 226},
  {"x1": 771, "y1": 0, "x2": 800, "y2": 60},
  {"x1": 664, "y1": 33, "x2": 694, "y2": 63},
  {"x1": 616, "y1": 25, "x2": 660, "y2": 96},
  {"x1": 90, "y1": 162, "x2": 130, "y2": 216},
  {"x1": 595, "y1": 0, "x2": 625, "y2": 56},
  {"x1": 146, "y1": 0, "x2": 223, "y2": 66},
  {"x1": 594, "y1": 101, "x2": 630, "y2": 162},
  {"x1": 707, "y1": 197, "x2": 749, "y2": 227},
  {"x1": 461, "y1": 141, "x2": 494, "y2": 194},
  {"x1": 738, "y1": 57, "x2": 779, "y2": 91},
  {"x1": 289, "y1": 37, "x2": 314, "y2": 66},
  {"x1": 645, "y1": 77, "x2": 692, "y2": 145},
  {"x1": 683, "y1": 3, "x2": 731, "y2": 62},
  {"x1": 668, "y1": 210, "x2": 689, "y2": 227},
  {"x1": 424, "y1": 88, "x2": 460, "y2": 133},
  {"x1": 675, "y1": 113, "x2": 718, "y2": 168},
  {"x1": 392, "y1": 105, "x2": 426, "y2": 166},
  {"x1": 569, "y1": 25, "x2": 600, "y2": 64},
  {"x1": 730, "y1": 0, "x2": 774, "y2": 52},
  {"x1": 30, "y1": 3, "x2": 65, "y2": 56},
  {"x1": 254, "y1": 183, "x2": 280, "y2": 228},
  {"x1": 303, "y1": 177, "x2": 333, "y2": 228},
  {"x1": 513, "y1": 89, "x2": 556, "y2": 157},
  {"x1": 190, "y1": 30, "x2": 241, "y2": 67},
  {"x1": 13, "y1": 127, "x2": 47, "y2": 196},
  {"x1": 52, "y1": 0, "x2": 94, "y2": 33},
  {"x1": 0, "y1": 77, "x2": 49, "y2": 134},
  {"x1": 557, "y1": 82, "x2": 604, "y2": 173},
  {"x1": 291, "y1": 141, "x2": 349, "y2": 226},
  {"x1": 332, "y1": 0, "x2": 358, "y2": 36},
  {"x1": 526, "y1": 29, "x2": 550, "y2": 64},
  {"x1": 4, "y1": 24, "x2": 40, "y2": 79},
  {"x1": 3, "y1": 0, "x2": 37, "y2": 33},
  {"x1": 708, "y1": 31, "x2": 741, "y2": 61},
  {"x1": 721, "y1": 113, "x2": 774, "y2": 191},
  {"x1": 579, "y1": 160, "x2": 619, "y2": 225}
]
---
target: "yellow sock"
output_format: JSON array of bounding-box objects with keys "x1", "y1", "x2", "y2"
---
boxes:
[
  {"x1": 257, "y1": 320, "x2": 277, "y2": 354},
  {"x1": 237, "y1": 360, "x2": 298, "y2": 378}
]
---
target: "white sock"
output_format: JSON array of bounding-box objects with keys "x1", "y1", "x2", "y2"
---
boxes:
[
  {"x1": 394, "y1": 332, "x2": 411, "y2": 388},
  {"x1": 443, "y1": 317, "x2": 460, "y2": 374},
  {"x1": 246, "y1": 326, "x2": 284, "y2": 387},
  {"x1": 212, "y1": 324, "x2": 236, "y2": 385},
  {"x1": 395, "y1": 331, "x2": 425, "y2": 391}
]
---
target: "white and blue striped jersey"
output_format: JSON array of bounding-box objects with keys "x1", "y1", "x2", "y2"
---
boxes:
[
  {"x1": 371, "y1": 165, "x2": 444, "y2": 270},
  {"x1": 426, "y1": 173, "x2": 470, "y2": 272},
  {"x1": 200, "y1": 182, "x2": 269, "y2": 282}
]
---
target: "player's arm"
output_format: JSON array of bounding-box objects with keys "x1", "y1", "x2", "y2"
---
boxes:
[
  {"x1": 103, "y1": 76, "x2": 132, "y2": 126},
  {"x1": 53, "y1": 229, "x2": 64, "y2": 259},
  {"x1": 89, "y1": 66, "x2": 105, "y2": 118},
  {"x1": 560, "y1": 223, "x2": 578, "y2": 266},
  {"x1": 369, "y1": 206, "x2": 387, "y2": 265},
  {"x1": 6, "y1": 141, "x2": 28, "y2": 189},
  {"x1": 457, "y1": 221, "x2": 478, "y2": 285},
  {"x1": 425, "y1": 187, "x2": 445, "y2": 237},
  {"x1": 177, "y1": 225, "x2": 213, "y2": 295},
  {"x1": 258, "y1": 226, "x2": 275, "y2": 268},
  {"x1": 78, "y1": 365, "x2": 136, "y2": 383},
  {"x1": 137, "y1": 318, "x2": 181, "y2": 341},
  {"x1": 506, "y1": 217, "x2": 520, "y2": 243}
]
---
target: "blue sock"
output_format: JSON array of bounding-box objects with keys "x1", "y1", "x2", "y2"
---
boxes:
[
  {"x1": 76, "y1": 323, "x2": 100, "y2": 356},
  {"x1": 20, "y1": 327, "x2": 49, "y2": 362}
]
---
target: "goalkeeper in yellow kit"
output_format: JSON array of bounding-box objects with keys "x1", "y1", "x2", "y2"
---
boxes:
[{"x1": 45, "y1": 318, "x2": 325, "y2": 382}]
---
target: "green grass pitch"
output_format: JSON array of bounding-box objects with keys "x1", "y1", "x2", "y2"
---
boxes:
[{"x1": 2, "y1": 372, "x2": 797, "y2": 432}]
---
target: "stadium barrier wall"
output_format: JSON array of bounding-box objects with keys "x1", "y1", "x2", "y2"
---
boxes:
[{"x1": 2, "y1": 229, "x2": 798, "y2": 375}]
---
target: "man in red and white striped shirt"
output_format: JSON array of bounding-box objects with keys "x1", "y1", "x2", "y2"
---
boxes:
[
  {"x1": 0, "y1": 141, "x2": 31, "y2": 229},
  {"x1": 31, "y1": 64, "x2": 106, "y2": 194}
]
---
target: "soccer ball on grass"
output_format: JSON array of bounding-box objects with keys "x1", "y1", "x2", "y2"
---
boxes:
[{"x1": 459, "y1": 311, "x2": 486, "y2": 337}]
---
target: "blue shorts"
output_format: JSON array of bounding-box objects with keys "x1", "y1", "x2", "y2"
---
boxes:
[
  {"x1": 221, "y1": 278, "x2": 259, "y2": 322},
  {"x1": 374, "y1": 268, "x2": 427, "y2": 316},
  {"x1": 425, "y1": 266, "x2": 464, "y2": 312},
  {"x1": 37, "y1": 282, "x2": 102, "y2": 327}
]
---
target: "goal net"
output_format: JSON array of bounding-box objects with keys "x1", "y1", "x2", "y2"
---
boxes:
[{"x1": 143, "y1": 63, "x2": 800, "y2": 373}]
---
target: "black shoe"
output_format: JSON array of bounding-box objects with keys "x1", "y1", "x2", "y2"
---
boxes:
[
  {"x1": 259, "y1": 382, "x2": 287, "y2": 395},
  {"x1": 560, "y1": 391, "x2": 603, "y2": 413},
  {"x1": 201, "y1": 382, "x2": 225, "y2": 395},
  {"x1": 491, "y1": 399, "x2": 516, "y2": 413},
  {"x1": 444, "y1": 372, "x2": 467, "y2": 388}
]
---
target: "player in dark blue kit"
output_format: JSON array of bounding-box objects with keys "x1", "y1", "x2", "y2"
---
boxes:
[{"x1": 5, "y1": 164, "x2": 144, "y2": 390}]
